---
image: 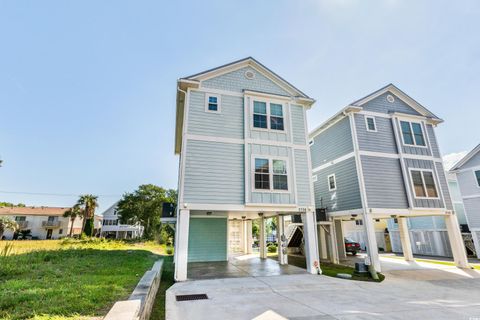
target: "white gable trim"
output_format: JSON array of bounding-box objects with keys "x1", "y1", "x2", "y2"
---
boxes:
[{"x1": 450, "y1": 144, "x2": 480, "y2": 171}]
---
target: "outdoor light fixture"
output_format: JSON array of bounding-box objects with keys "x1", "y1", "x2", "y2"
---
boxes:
[
  {"x1": 351, "y1": 214, "x2": 358, "y2": 218},
  {"x1": 258, "y1": 212, "x2": 264, "y2": 217},
  {"x1": 206, "y1": 211, "x2": 212, "y2": 216}
]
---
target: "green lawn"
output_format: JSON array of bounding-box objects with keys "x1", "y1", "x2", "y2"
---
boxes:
[{"x1": 0, "y1": 239, "x2": 171, "y2": 320}]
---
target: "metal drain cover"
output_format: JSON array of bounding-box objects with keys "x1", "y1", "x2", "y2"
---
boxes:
[{"x1": 176, "y1": 294, "x2": 209, "y2": 301}]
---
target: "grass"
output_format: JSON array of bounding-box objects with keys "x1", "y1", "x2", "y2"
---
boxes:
[{"x1": 0, "y1": 239, "x2": 171, "y2": 320}]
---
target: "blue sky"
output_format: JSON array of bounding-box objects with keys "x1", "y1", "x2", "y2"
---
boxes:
[{"x1": 1, "y1": 0, "x2": 479, "y2": 212}]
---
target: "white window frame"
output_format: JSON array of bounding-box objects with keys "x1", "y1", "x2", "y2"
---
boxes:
[
  {"x1": 312, "y1": 175, "x2": 318, "y2": 182},
  {"x1": 399, "y1": 120, "x2": 427, "y2": 148},
  {"x1": 251, "y1": 155, "x2": 290, "y2": 193},
  {"x1": 474, "y1": 169, "x2": 480, "y2": 188},
  {"x1": 365, "y1": 116, "x2": 377, "y2": 132},
  {"x1": 408, "y1": 168, "x2": 440, "y2": 199},
  {"x1": 355, "y1": 219, "x2": 363, "y2": 226},
  {"x1": 327, "y1": 174, "x2": 337, "y2": 191},
  {"x1": 250, "y1": 99, "x2": 286, "y2": 132},
  {"x1": 205, "y1": 93, "x2": 221, "y2": 113}
]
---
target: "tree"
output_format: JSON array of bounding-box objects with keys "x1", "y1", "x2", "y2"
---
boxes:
[
  {"x1": 0, "y1": 217, "x2": 18, "y2": 239},
  {"x1": 63, "y1": 205, "x2": 84, "y2": 237},
  {"x1": 117, "y1": 184, "x2": 177, "y2": 240},
  {"x1": 0, "y1": 202, "x2": 26, "y2": 207},
  {"x1": 76, "y1": 194, "x2": 98, "y2": 236}
]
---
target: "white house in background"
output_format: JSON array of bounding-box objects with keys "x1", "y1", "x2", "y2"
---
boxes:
[
  {"x1": 342, "y1": 218, "x2": 389, "y2": 253},
  {"x1": 0, "y1": 206, "x2": 82, "y2": 239},
  {"x1": 450, "y1": 144, "x2": 480, "y2": 258},
  {"x1": 100, "y1": 202, "x2": 144, "y2": 239}
]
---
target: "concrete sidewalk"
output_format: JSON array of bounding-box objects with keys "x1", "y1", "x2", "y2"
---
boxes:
[{"x1": 166, "y1": 260, "x2": 480, "y2": 319}]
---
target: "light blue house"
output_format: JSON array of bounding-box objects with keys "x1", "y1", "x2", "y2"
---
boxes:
[
  {"x1": 309, "y1": 84, "x2": 469, "y2": 271},
  {"x1": 450, "y1": 144, "x2": 480, "y2": 258},
  {"x1": 173, "y1": 57, "x2": 320, "y2": 281}
]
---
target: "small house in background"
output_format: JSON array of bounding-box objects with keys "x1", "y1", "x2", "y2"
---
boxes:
[
  {"x1": 99, "y1": 202, "x2": 144, "y2": 239},
  {"x1": 0, "y1": 206, "x2": 82, "y2": 239}
]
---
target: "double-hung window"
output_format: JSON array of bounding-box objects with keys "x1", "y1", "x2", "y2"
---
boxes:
[
  {"x1": 205, "y1": 94, "x2": 220, "y2": 113},
  {"x1": 400, "y1": 121, "x2": 426, "y2": 147},
  {"x1": 328, "y1": 174, "x2": 336, "y2": 191},
  {"x1": 254, "y1": 158, "x2": 288, "y2": 191},
  {"x1": 410, "y1": 169, "x2": 438, "y2": 198},
  {"x1": 365, "y1": 116, "x2": 377, "y2": 132},
  {"x1": 252, "y1": 100, "x2": 284, "y2": 131},
  {"x1": 475, "y1": 170, "x2": 480, "y2": 187}
]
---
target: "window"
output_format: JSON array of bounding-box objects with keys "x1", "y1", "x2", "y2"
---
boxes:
[
  {"x1": 59, "y1": 229, "x2": 63, "y2": 235},
  {"x1": 254, "y1": 157, "x2": 288, "y2": 191},
  {"x1": 270, "y1": 103, "x2": 284, "y2": 131},
  {"x1": 475, "y1": 170, "x2": 480, "y2": 187},
  {"x1": 400, "y1": 121, "x2": 426, "y2": 147},
  {"x1": 253, "y1": 101, "x2": 267, "y2": 129},
  {"x1": 255, "y1": 158, "x2": 270, "y2": 189},
  {"x1": 252, "y1": 100, "x2": 284, "y2": 131},
  {"x1": 205, "y1": 94, "x2": 220, "y2": 113},
  {"x1": 410, "y1": 169, "x2": 438, "y2": 198},
  {"x1": 272, "y1": 160, "x2": 288, "y2": 190},
  {"x1": 365, "y1": 116, "x2": 377, "y2": 132},
  {"x1": 355, "y1": 219, "x2": 363, "y2": 226},
  {"x1": 328, "y1": 174, "x2": 336, "y2": 191},
  {"x1": 15, "y1": 216, "x2": 26, "y2": 222}
]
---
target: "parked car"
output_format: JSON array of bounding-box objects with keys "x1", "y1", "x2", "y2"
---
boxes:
[{"x1": 345, "y1": 238, "x2": 360, "y2": 255}]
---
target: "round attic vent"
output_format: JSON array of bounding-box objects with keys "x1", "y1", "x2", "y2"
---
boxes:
[
  {"x1": 244, "y1": 70, "x2": 255, "y2": 80},
  {"x1": 387, "y1": 94, "x2": 395, "y2": 103}
]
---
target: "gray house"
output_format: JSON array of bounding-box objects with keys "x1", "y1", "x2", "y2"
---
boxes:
[
  {"x1": 309, "y1": 84, "x2": 469, "y2": 271},
  {"x1": 173, "y1": 57, "x2": 320, "y2": 281},
  {"x1": 450, "y1": 144, "x2": 480, "y2": 258}
]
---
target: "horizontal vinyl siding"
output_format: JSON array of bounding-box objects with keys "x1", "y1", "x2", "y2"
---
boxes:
[
  {"x1": 464, "y1": 197, "x2": 480, "y2": 229},
  {"x1": 183, "y1": 140, "x2": 244, "y2": 204},
  {"x1": 361, "y1": 156, "x2": 409, "y2": 209},
  {"x1": 314, "y1": 157, "x2": 362, "y2": 212},
  {"x1": 408, "y1": 216, "x2": 436, "y2": 229},
  {"x1": 355, "y1": 114, "x2": 397, "y2": 154},
  {"x1": 295, "y1": 149, "x2": 313, "y2": 206},
  {"x1": 462, "y1": 152, "x2": 480, "y2": 169},
  {"x1": 188, "y1": 217, "x2": 227, "y2": 262},
  {"x1": 457, "y1": 169, "x2": 480, "y2": 196},
  {"x1": 187, "y1": 91, "x2": 243, "y2": 139},
  {"x1": 360, "y1": 92, "x2": 422, "y2": 116},
  {"x1": 202, "y1": 66, "x2": 290, "y2": 96},
  {"x1": 404, "y1": 158, "x2": 444, "y2": 208},
  {"x1": 310, "y1": 117, "x2": 353, "y2": 168},
  {"x1": 291, "y1": 104, "x2": 306, "y2": 145}
]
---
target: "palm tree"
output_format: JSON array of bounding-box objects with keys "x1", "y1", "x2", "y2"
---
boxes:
[
  {"x1": 76, "y1": 194, "x2": 98, "y2": 236},
  {"x1": 63, "y1": 205, "x2": 84, "y2": 237},
  {"x1": 0, "y1": 217, "x2": 18, "y2": 239}
]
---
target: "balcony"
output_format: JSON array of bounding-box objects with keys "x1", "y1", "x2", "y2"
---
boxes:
[
  {"x1": 16, "y1": 221, "x2": 29, "y2": 229},
  {"x1": 42, "y1": 220, "x2": 61, "y2": 228}
]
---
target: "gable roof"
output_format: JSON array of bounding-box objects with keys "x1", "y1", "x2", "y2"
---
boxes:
[
  {"x1": 310, "y1": 84, "x2": 444, "y2": 138},
  {"x1": 450, "y1": 144, "x2": 480, "y2": 171},
  {"x1": 175, "y1": 57, "x2": 315, "y2": 154}
]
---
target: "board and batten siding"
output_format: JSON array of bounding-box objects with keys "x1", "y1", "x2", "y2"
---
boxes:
[
  {"x1": 361, "y1": 155, "x2": 409, "y2": 209},
  {"x1": 313, "y1": 157, "x2": 362, "y2": 212},
  {"x1": 294, "y1": 149, "x2": 313, "y2": 206},
  {"x1": 354, "y1": 114, "x2": 397, "y2": 154},
  {"x1": 359, "y1": 92, "x2": 423, "y2": 116},
  {"x1": 435, "y1": 162, "x2": 453, "y2": 210},
  {"x1": 291, "y1": 104, "x2": 306, "y2": 145},
  {"x1": 404, "y1": 158, "x2": 445, "y2": 209},
  {"x1": 245, "y1": 95, "x2": 289, "y2": 143},
  {"x1": 202, "y1": 66, "x2": 290, "y2": 96},
  {"x1": 249, "y1": 144, "x2": 295, "y2": 204},
  {"x1": 188, "y1": 217, "x2": 227, "y2": 262},
  {"x1": 392, "y1": 117, "x2": 433, "y2": 157},
  {"x1": 187, "y1": 91, "x2": 244, "y2": 139},
  {"x1": 310, "y1": 116, "x2": 353, "y2": 168},
  {"x1": 426, "y1": 124, "x2": 441, "y2": 158},
  {"x1": 183, "y1": 140, "x2": 244, "y2": 204}
]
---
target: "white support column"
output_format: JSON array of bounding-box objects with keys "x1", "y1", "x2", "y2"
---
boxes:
[
  {"x1": 277, "y1": 215, "x2": 288, "y2": 265},
  {"x1": 329, "y1": 224, "x2": 339, "y2": 264},
  {"x1": 174, "y1": 209, "x2": 190, "y2": 281},
  {"x1": 302, "y1": 210, "x2": 320, "y2": 274},
  {"x1": 334, "y1": 219, "x2": 347, "y2": 260},
  {"x1": 242, "y1": 220, "x2": 248, "y2": 254},
  {"x1": 259, "y1": 217, "x2": 267, "y2": 259},
  {"x1": 472, "y1": 230, "x2": 480, "y2": 259},
  {"x1": 445, "y1": 214, "x2": 469, "y2": 268},
  {"x1": 318, "y1": 224, "x2": 328, "y2": 260},
  {"x1": 398, "y1": 217, "x2": 413, "y2": 261},
  {"x1": 246, "y1": 220, "x2": 253, "y2": 254},
  {"x1": 363, "y1": 213, "x2": 381, "y2": 272}
]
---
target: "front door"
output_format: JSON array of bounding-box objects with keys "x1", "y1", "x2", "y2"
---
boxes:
[{"x1": 46, "y1": 229, "x2": 53, "y2": 239}]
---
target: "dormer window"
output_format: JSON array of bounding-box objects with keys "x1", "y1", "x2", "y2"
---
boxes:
[
  {"x1": 400, "y1": 121, "x2": 426, "y2": 147},
  {"x1": 252, "y1": 100, "x2": 284, "y2": 131},
  {"x1": 205, "y1": 94, "x2": 220, "y2": 113}
]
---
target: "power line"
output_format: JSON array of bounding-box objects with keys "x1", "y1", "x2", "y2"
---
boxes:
[{"x1": 0, "y1": 190, "x2": 121, "y2": 197}]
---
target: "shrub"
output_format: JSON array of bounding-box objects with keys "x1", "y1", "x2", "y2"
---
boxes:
[
  {"x1": 166, "y1": 247, "x2": 173, "y2": 255},
  {"x1": 267, "y1": 242, "x2": 277, "y2": 253}
]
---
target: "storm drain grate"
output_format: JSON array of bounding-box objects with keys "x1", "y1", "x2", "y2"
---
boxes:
[{"x1": 176, "y1": 294, "x2": 209, "y2": 302}]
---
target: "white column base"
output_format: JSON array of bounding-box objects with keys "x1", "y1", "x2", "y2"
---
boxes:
[
  {"x1": 302, "y1": 211, "x2": 320, "y2": 274},
  {"x1": 334, "y1": 219, "x2": 346, "y2": 260},
  {"x1": 364, "y1": 213, "x2": 381, "y2": 272},
  {"x1": 445, "y1": 214, "x2": 469, "y2": 268},
  {"x1": 277, "y1": 215, "x2": 288, "y2": 265},
  {"x1": 398, "y1": 217, "x2": 414, "y2": 261},
  {"x1": 174, "y1": 209, "x2": 190, "y2": 281}
]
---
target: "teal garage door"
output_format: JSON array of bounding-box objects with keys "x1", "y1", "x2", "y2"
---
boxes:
[{"x1": 188, "y1": 217, "x2": 227, "y2": 262}]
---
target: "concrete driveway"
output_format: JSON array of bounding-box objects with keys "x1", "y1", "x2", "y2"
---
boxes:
[{"x1": 166, "y1": 258, "x2": 480, "y2": 320}]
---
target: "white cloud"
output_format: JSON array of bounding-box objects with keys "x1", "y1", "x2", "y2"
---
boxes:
[{"x1": 443, "y1": 151, "x2": 468, "y2": 171}]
